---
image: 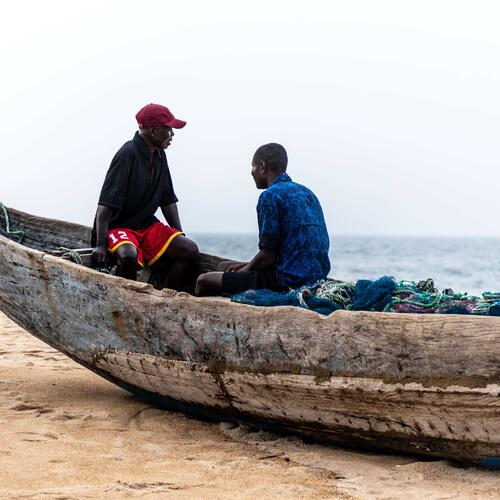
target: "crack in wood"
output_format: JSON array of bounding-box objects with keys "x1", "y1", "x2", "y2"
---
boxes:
[
  {"x1": 234, "y1": 334, "x2": 241, "y2": 358},
  {"x1": 180, "y1": 318, "x2": 199, "y2": 348},
  {"x1": 240, "y1": 333, "x2": 255, "y2": 360},
  {"x1": 212, "y1": 373, "x2": 235, "y2": 407},
  {"x1": 276, "y1": 334, "x2": 292, "y2": 361}
]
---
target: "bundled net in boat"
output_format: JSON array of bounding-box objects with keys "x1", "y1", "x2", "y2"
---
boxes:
[
  {"x1": 231, "y1": 276, "x2": 500, "y2": 316},
  {"x1": 231, "y1": 288, "x2": 342, "y2": 315}
]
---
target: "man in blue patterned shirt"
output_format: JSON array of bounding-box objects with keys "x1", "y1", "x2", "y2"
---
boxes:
[{"x1": 195, "y1": 143, "x2": 330, "y2": 295}]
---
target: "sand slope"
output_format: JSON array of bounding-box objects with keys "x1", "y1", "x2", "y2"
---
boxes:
[{"x1": 0, "y1": 312, "x2": 499, "y2": 499}]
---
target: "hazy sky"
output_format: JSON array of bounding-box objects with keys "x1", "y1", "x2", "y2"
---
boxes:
[{"x1": 1, "y1": 0, "x2": 499, "y2": 236}]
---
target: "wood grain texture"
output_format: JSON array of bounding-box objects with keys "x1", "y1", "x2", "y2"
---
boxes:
[
  {"x1": 96, "y1": 352, "x2": 500, "y2": 461},
  {"x1": 1, "y1": 207, "x2": 499, "y2": 464}
]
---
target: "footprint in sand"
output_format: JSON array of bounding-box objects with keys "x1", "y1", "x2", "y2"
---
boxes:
[
  {"x1": 2, "y1": 390, "x2": 20, "y2": 399},
  {"x1": 10, "y1": 402, "x2": 54, "y2": 416},
  {"x1": 50, "y1": 412, "x2": 82, "y2": 422},
  {"x1": 17, "y1": 431, "x2": 60, "y2": 442},
  {"x1": 23, "y1": 350, "x2": 50, "y2": 357},
  {"x1": 50, "y1": 410, "x2": 110, "y2": 422},
  {"x1": 113, "y1": 481, "x2": 206, "y2": 493}
]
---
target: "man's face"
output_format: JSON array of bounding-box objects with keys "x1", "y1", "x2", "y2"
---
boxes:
[
  {"x1": 251, "y1": 159, "x2": 267, "y2": 189},
  {"x1": 152, "y1": 126, "x2": 174, "y2": 149}
]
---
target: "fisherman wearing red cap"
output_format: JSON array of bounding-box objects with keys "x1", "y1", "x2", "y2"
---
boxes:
[{"x1": 91, "y1": 103, "x2": 199, "y2": 290}]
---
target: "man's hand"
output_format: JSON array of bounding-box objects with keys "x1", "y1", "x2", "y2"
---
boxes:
[
  {"x1": 217, "y1": 261, "x2": 247, "y2": 272},
  {"x1": 92, "y1": 245, "x2": 108, "y2": 266}
]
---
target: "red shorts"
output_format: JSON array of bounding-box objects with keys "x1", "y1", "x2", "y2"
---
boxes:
[{"x1": 107, "y1": 222, "x2": 183, "y2": 267}]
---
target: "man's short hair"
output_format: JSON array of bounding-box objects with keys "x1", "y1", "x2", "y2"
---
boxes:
[{"x1": 253, "y1": 143, "x2": 288, "y2": 171}]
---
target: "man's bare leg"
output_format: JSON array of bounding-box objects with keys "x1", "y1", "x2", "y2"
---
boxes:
[
  {"x1": 160, "y1": 235, "x2": 199, "y2": 291},
  {"x1": 166, "y1": 259, "x2": 195, "y2": 291},
  {"x1": 115, "y1": 244, "x2": 139, "y2": 280},
  {"x1": 195, "y1": 272, "x2": 224, "y2": 296}
]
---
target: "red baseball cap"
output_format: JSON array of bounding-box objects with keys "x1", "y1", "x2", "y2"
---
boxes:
[{"x1": 135, "y1": 103, "x2": 187, "y2": 129}]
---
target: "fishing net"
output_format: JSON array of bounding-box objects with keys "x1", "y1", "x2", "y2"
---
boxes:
[
  {"x1": 231, "y1": 276, "x2": 500, "y2": 316},
  {"x1": 231, "y1": 287, "x2": 342, "y2": 315}
]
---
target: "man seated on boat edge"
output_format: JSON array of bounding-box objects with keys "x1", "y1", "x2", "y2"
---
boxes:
[
  {"x1": 91, "y1": 103, "x2": 199, "y2": 290},
  {"x1": 195, "y1": 143, "x2": 331, "y2": 296}
]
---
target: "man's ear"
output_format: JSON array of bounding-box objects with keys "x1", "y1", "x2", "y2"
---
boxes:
[{"x1": 259, "y1": 160, "x2": 267, "y2": 172}]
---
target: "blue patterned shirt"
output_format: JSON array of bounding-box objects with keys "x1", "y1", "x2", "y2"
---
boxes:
[{"x1": 257, "y1": 173, "x2": 330, "y2": 288}]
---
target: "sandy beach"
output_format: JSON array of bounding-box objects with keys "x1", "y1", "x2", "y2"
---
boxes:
[{"x1": 0, "y1": 312, "x2": 499, "y2": 499}]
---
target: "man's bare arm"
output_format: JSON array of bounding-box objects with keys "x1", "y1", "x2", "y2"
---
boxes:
[
  {"x1": 239, "y1": 248, "x2": 275, "y2": 272},
  {"x1": 161, "y1": 203, "x2": 182, "y2": 232},
  {"x1": 92, "y1": 205, "x2": 114, "y2": 265}
]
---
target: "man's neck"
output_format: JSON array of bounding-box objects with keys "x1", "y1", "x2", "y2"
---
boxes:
[
  {"x1": 138, "y1": 131, "x2": 158, "y2": 153},
  {"x1": 266, "y1": 170, "x2": 286, "y2": 187}
]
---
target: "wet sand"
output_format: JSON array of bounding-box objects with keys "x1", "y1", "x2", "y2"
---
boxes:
[{"x1": 1, "y1": 312, "x2": 499, "y2": 499}]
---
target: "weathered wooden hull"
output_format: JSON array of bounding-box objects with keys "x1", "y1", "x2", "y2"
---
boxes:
[{"x1": 1, "y1": 208, "x2": 500, "y2": 468}]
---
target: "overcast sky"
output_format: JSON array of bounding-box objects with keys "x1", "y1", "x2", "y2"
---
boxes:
[{"x1": 1, "y1": 0, "x2": 499, "y2": 236}]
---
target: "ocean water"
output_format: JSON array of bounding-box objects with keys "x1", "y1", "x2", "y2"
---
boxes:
[{"x1": 192, "y1": 234, "x2": 500, "y2": 297}]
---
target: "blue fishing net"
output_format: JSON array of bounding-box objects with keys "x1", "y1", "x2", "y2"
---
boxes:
[
  {"x1": 350, "y1": 276, "x2": 396, "y2": 311},
  {"x1": 232, "y1": 288, "x2": 342, "y2": 315},
  {"x1": 231, "y1": 276, "x2": 500, "y2": 316}
]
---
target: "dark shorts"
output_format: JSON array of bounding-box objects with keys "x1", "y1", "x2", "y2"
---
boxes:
[{"x1": 221, "y1": 269, "x2": 281, "y2": 295}]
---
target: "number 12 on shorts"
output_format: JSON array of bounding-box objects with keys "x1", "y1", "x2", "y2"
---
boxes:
[{"x1": 109, "y1": 231, "x2": 128, "y2": 244}]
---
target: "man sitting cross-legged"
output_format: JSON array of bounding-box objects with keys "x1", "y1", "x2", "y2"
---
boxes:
[{"x1": 195, "y1": 143, "x2": 330, "y2": 296}]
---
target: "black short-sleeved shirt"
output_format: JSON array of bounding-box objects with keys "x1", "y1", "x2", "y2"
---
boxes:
[{"x1": 92, "y1": 132, "x2": 178, "y2": 245}]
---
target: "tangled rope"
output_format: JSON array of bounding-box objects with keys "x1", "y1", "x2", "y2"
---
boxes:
[
  {"x1": 315, "y1": 280, "x2": 355, "y2": 307},
  {"x1": 0, "y1": 202, "x2": 25, "y2": 243},
  {"x1": 54, "y1": 247, "x2": 111, "y2": 274},
  {"x1": 57, "y1": 247, "x2": 83, "y2": 265}
]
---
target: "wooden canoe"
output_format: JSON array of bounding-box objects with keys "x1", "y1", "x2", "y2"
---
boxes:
[{"x1": 1, "y1": 206, "x2": 499, "y2": 469}]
